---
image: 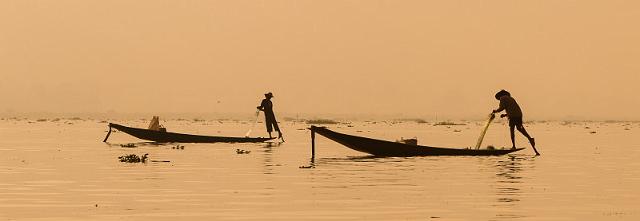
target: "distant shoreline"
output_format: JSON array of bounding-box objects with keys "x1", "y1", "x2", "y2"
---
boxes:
[{"x1": 0, "y1": 112, "x2": 637, "y2": 122}]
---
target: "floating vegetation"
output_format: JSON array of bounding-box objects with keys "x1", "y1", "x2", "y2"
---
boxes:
[
  {"x1": 396, "y1": 118, "x2": 429, "y2": 124},
  {"x1": 236, "y1": 149, "x2": 251, "y2": 154},
  {"x1": 120, "y1": 143, "x2": 137, "y2": 148},
  {"x1": 172, "y1": 145, "x2": 185, "y2": 150},
  {"x1": 118, "y1": 154, "x2": 148, "y2": 163},
  {"x1": 433, "y1": 121, "x2": 466, "y2": 126},
  {"x1": 306, "y1": 119, "x2": 339, "y2": 124},
  {"x1": 283, "y1": 117, "x2": 305, "y2": 122}
]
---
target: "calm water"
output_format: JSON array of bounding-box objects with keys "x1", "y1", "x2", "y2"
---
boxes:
[{"x1": 1, "y1": 119, "x2": 639, "y2": 220}]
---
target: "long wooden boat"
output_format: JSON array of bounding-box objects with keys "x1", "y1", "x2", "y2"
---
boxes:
[
  {"x1": 310, "y1": 126, "x2": 522, "y2": 156},
  {"x1": 104, "y1": 123, "x2": 274, "y2": 143}
]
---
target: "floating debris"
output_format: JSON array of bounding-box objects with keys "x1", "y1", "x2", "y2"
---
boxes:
[
  {"x1": 118, "y1": 154, "x2": 148, "y2": 163},
  {"x1": 236, "y1": 149, "x2": 251, "y2": 154},
  {"x1": 306, "y1": 119, "x2": 339, "y2": 124},
  {"x1": 590, "y1": 131, "x2": 597, "y2": 134},
  {"x1": 299, "y1": 165, "x2": 314, "y2": 169},
  {"x1": 171, "y1": 145, "x2": 185, "y2": 150},
  {"x1": 120, "y1": 143, "x2": 137, "y2": 148}
]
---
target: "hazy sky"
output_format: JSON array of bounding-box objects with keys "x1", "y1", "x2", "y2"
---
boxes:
[{"x1": 1, "y1": 1, "x2": 638, "y2": 119}]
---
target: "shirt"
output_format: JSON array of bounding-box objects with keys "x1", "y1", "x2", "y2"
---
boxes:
[
  {"x1": 496, "y1": 96, "x2": 523, "y2": 118},
  {"x1": 259, "y1": 99, "x2": 274, "y2": 115}
]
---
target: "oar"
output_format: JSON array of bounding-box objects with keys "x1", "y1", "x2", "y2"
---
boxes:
[
  {"x1": 244, "y1": 111, "x2": 260, "y2": 137},
  {"x1": 475, "y1": 113, "x2": 496, "y2": 149},
  {"x1": 103, "y1": 124, "x2": 112, "y2": 142}
]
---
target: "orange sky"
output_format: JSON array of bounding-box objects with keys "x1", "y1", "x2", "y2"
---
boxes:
[{"x1": 1, "y1": 1, "x2": 638, "y2": 120}]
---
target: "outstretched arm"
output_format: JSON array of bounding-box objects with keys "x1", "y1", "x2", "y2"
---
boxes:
[
  {"x1": 257, "y1": 99, "x2": 266, "y2": 111},
  {"x1": 492, "y1": 99, "x2": 506, "y2": 113}
]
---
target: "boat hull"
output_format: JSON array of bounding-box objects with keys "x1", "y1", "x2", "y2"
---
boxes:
[
  {"x1": 310, "y1": 126, "x2": 523, "y2": 156},
  {"x1": 109, "y1": 123, "x2": 274, "y2": 143}
]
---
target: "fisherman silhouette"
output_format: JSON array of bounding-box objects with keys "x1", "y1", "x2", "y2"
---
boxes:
[
  {"x1": 492, "y1": 90, "x2": 540, "y2": 155},
  {"x1": 257, "y1": 92, "x2": 283, "y2": 139}
]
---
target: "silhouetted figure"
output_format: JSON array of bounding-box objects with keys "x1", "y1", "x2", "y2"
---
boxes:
[
  {"x1": 492, "y1": 90, "x2": 540, "y2": 155},
  {"x1": 257, "y1": 92, "x2": 282, "y2": 139}
]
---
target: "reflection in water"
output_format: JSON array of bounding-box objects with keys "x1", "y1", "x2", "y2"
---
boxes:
[
  {"x1": 261, "y1": 142, "x2": 281, "y2": 174},
  {"x1": 491, "y1": 155, "x2": 533, "y2": 220}
]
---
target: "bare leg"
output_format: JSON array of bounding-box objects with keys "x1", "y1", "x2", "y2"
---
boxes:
[
  {"x1": 510, "y1": 125, "x2": 516, "y2": 149},
  {"x1": 517, "y1": 125, "x2": 540, "y2": 155},
  {"x1": 268, "y1": 132, "x2": 273, "y2": 138},
  {"x1": 516, "y1": 125, "x2": 532, "y2": 139}
]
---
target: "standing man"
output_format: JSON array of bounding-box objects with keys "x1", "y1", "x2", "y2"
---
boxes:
[
  {"x1": 257, "y1": 92, "x2": 283, "y2": 139},
  {"x1": 492, "y1": 90, "x2": 540, "y2": 155}
]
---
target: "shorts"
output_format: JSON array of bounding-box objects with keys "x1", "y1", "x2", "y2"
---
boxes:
[{"x1": 509, "y1": 116, "x2": 523, "y2": 127}]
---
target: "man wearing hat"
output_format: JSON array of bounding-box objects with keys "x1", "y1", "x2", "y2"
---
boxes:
[
  {"x1": 492, "y1": 90, "x2": 540, "y2": 155},
  {"x1": 257, "y1": 92, "x2": 283, "y2": 139}
]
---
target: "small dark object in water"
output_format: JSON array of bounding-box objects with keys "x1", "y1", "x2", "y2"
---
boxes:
[
  {"x1": 590, "y1": 131, "x2": 597, "y2": 134},
  {"x1": 236, "y1": 149, "x2": 251, "y2": 154},
  {"x1": 118, "y1": 154, "x2": 148, "y2": 163},
  {"x1": 299, "y1": 165, "x2": 314, "y2": 169},
  {"x1": 453, "y1": 129, "x2": 462, "y2": 132},
  {"x1": 172, "y1": 145, "x2": 185, "y2": 150},
  {"x1": 120, "y1": 143, "x2": 136, "y2": 148}
]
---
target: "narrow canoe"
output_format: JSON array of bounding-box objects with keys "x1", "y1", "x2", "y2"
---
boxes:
[
  {"x1": 105, "y1": 123, "x2": 274, "y2": 143},
  {"x1": 310, "y1": 126, "x2": 522, "y2": 156}
]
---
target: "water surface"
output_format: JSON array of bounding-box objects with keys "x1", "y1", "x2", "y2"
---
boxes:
[{"x1": 1, "y1": 119, "x2": 639, "y2": 220}]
